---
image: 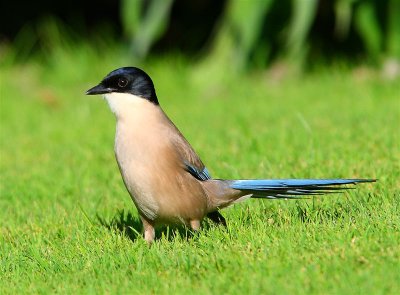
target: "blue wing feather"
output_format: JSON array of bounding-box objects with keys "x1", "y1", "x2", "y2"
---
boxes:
[{"x1": 185, "y1": 162, "x2": 211, "y2": 181}]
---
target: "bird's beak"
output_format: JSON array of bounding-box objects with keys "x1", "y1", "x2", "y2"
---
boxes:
[{"x1": 85, "y1": 83, "x2": 112, "y2": 95}]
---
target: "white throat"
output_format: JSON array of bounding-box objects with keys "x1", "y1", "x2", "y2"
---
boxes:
[{"x1": 103, "y1": 92, "x2": 155, "y2": 120}]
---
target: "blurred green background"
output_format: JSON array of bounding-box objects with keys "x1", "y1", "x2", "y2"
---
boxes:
[
  {"x1": 1, "y1": 1, "x2": 399, "y2": 294},
  {"x1": 1, "y1": 0, "x2": 399, "y2": 72}
]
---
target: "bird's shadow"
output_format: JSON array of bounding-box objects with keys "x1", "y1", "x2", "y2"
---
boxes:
[
  {"x1": 97, "y1": 210, "x2": 206, "y2": 243},
  {"x1": 96, "y1": 210, "x2": 142, "y2": 242}
]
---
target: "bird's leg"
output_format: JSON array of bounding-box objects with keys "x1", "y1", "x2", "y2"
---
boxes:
[
  {"x1": 190, "y1": 220, "x2": 201, "y2": 231},
  {"x1": 140, "y1": 215, "x2": 155, "y2": 244}
]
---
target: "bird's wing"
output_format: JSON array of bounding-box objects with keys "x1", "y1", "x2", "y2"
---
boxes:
[
  {"x1": 184, "y1": 162, "x2": 211, "y2": 181},
  {"x1": 166, "y1": 117, "x2": 211, "y2": 181}
]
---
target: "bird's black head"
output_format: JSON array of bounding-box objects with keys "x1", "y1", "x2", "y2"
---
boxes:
[{"x1": 86, "y1": 67, "x2": 158, "y2": 104}]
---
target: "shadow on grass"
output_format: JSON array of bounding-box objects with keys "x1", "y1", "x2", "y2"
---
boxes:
[
  {"x1": 97, "y1": 209, "x2": 215, "y2": 243},
  {"x1": 97, "y1": 210, "x2": 143, "y2": 243}
]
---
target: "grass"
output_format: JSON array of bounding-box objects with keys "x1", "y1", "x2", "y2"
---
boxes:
[{"x1": 1, "y1": 46, "x2": 399, "y2": 294}]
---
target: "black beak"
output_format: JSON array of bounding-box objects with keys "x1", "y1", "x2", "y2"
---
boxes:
[{"x1": 85, "y1": 83, "x2": 112, "y2": 95}]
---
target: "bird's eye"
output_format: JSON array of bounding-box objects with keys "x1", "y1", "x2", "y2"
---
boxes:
[{"x1": 117, "y1": 78, "x2": 128, "y2": 88}]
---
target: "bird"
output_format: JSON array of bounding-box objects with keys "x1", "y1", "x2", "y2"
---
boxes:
[{"x1": 86, "y1": 67, "x2": 375, "y2": 243}]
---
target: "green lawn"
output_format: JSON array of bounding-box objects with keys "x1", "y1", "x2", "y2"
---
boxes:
[{"x1": 1, "y1": 50, "x2": 399, "y2": 294}]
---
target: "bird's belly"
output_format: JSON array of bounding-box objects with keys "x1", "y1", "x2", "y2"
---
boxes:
[
  {"x1": 117, "y1": 159, "x2": 208, "y2": 223},
  {"x1": 114, "y1": 131, "x2": 208, "y2": 224},
  {"x1": 118, "y1": 162, "x2": 160, "y2": 221}
]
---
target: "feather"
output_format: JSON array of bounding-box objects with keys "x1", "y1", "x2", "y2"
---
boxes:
[
  {"x1": 185, "y1": 163, "x2": 211, "y2": 181},
  {"x1": 229, "y1": 179, "x2": 375, "y2": 199}
]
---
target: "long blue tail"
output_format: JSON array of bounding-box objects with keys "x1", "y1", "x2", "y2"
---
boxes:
[{"x1": 229, "y1": 179, "x2": 376, "y2": 199}]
